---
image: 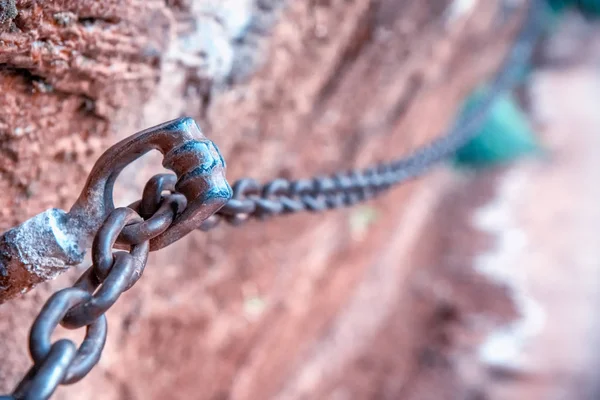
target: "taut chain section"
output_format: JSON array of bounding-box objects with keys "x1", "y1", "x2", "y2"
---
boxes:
[{"x1": 0, "y1": 0, "x2": 546, "y2": 397}]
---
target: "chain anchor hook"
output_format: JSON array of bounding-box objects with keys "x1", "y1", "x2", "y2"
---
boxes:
[{"x1": 0, "y1": 117, "x2": 232, "y2": 302}]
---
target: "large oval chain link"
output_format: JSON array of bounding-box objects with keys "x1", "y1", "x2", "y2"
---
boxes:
[{"x1": 2, "y1": 175, "x2": 184, "y2": 400}]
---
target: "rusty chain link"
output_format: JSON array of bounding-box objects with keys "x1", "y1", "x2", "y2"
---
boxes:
[
  {"x1": 0, "y1": 185, "x2": 172, "y2": 400},
  {"x1": 0, "y1": 1, "x2": 545, "y2": 398}
]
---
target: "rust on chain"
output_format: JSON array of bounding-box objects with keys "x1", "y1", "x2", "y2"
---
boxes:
[{"x1": 0, "y1": 117, "x2": 232, "y2": 303}]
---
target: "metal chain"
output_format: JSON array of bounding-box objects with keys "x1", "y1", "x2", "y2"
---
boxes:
[
  {"x1": 199, "y1": 0, "x2": 545, "y2": 230},
  {"x1": 0, "y1": 186, "x2": 179, "y2": 400},
  {"x1": 0, "y1": 1, "x2": 545, "y2": 399}
]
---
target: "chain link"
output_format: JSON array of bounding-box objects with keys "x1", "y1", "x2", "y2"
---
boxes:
[
  {"x1": 1, "y1": 184, "x2": 172, "y2": 400},
  {"x1": 1, "y1": 175, "x2": 188, "y2": 399}
]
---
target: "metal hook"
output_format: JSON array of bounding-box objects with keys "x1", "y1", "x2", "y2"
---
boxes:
[
  {"x1": 69, "y1": 117, "x2": 231, "y2": 250},
  {"x1": 0, "y1": 117, "x2": 231, "y2": 302}
]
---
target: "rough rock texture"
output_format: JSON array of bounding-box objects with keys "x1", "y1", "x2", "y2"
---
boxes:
[{"x1": 0, "y1": 0, "x2": 541, "y2": 399}]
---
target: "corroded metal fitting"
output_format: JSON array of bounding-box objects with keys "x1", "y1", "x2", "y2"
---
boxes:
[{"x1": 0, "y1": 117, "x2": 231, "y2": 303}]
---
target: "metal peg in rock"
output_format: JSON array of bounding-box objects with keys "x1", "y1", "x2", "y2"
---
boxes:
[{"x1": 0, "y1": 117, "x2": 232, "y2": 303}]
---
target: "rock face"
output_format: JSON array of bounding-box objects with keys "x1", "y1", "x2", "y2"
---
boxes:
[{"x1": 0, "y1": 1, "x2": 534, "y2": 399}]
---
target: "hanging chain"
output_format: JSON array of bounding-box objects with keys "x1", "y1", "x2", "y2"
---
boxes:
[
  {"x1": 0, "y1": 185, "x2": 183, "y2": 400},
  {"x1": 0, "y1": 1, "x2": 545, "y2": 399}
]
